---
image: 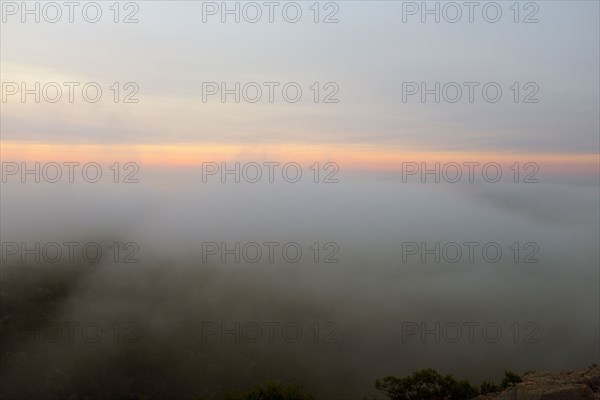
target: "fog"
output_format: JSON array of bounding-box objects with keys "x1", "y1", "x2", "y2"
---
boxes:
[
  {"x1": 1, "y1": 170, "x2": 598, "y2": 399},
  {"x1": 1, "y1": 0, "x2": 599, "y2": 398}
]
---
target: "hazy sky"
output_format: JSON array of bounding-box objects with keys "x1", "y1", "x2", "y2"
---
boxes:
[{"x1": 1, "y1": 1, "x2": 599, "y2": 166}]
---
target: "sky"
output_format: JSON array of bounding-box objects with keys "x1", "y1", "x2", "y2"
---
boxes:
[{"x1": 1, "y1": 1, "x2": 599, "y2": 172}]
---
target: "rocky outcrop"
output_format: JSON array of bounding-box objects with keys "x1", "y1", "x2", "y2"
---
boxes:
[{"x1": 474, "y1": 367, "x2": 600, "y2": 400}]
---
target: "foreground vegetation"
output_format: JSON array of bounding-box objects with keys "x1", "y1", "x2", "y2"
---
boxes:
[
  {"x1": 374, "y1": 368, "x2": 522, "y2": 400},
  {"x1": 195, "y1": 369, "x2": 522, "y2": 400}
]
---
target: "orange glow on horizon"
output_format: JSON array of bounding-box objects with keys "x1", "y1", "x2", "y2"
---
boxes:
[{"x1": 1, "y1": 141, "x2": 598, "y2": 176}]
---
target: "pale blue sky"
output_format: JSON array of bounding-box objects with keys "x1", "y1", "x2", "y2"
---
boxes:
[{"x1": 1, "y1": 1, "x2": 598, "y2": 153}]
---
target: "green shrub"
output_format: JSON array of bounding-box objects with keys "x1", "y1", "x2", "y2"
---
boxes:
[
  {"x1": 500, "y1": 371, "x2": 522, "y2": 389},
  {"x1": 375, "y1": 368, "x2": 477, "y2": 400},
  {"x1": 376, "y1": 369, "x2": 524, "y2": 399},
  {"x1": 479, "y1": 381, "x2": 501, "y2": 394}
]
